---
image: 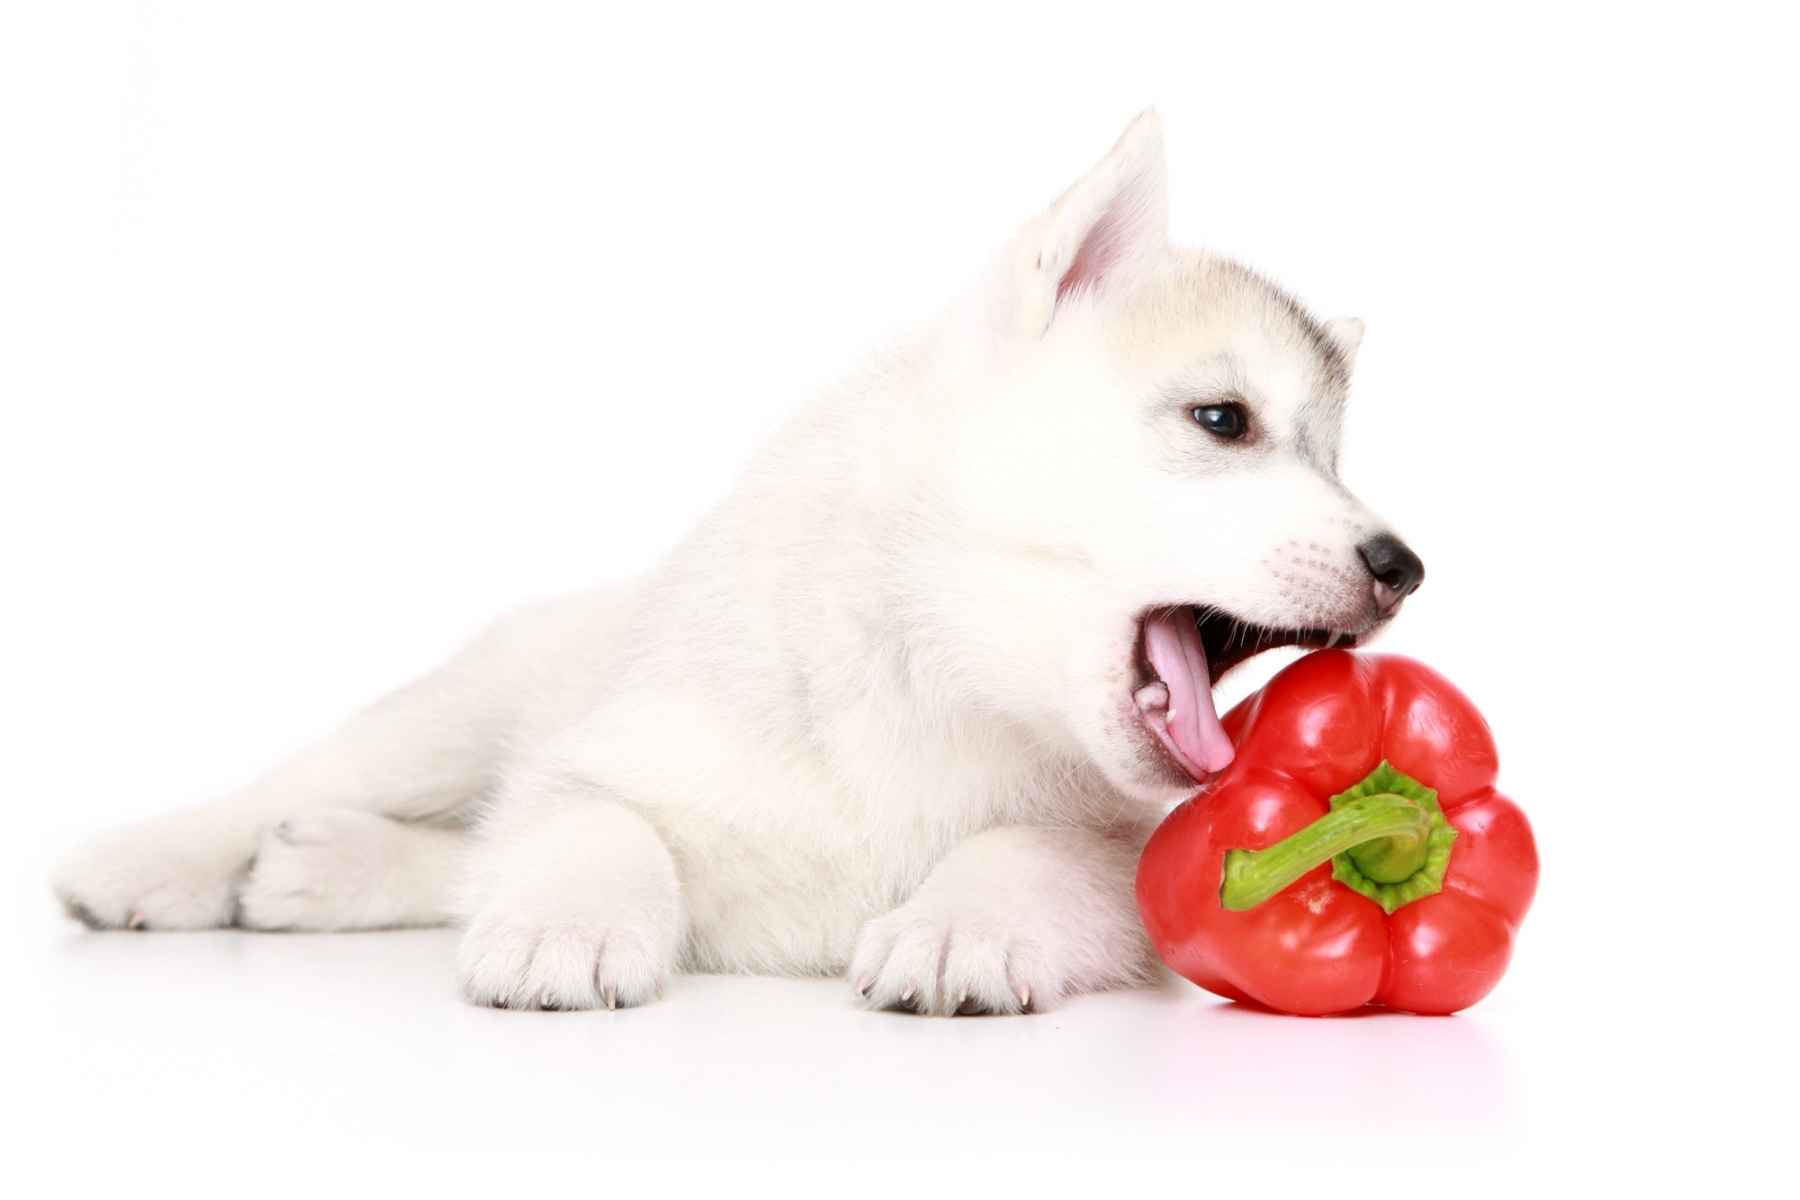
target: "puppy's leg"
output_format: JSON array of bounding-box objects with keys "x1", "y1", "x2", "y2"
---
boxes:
[
  {"x1": 52, "y1": 632, "x2": 512, "y2": 931},
  {"x1": 848, "y1": 826, "x2": 1158, "y2": 1016},
  {"x1": 237, "y1": 809, "x2": 467, "y2": 931},
  {"x1": 457, "y1": 786, "x2": 684, "y2": 1011}
]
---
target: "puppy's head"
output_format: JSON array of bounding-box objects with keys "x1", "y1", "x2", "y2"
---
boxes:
[{"x1": 933, "y1": 112, "x2": 1424, "y2": 806}]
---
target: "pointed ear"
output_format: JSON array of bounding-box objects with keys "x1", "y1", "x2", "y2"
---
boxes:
[
  {"x1": 1007, "y1": 110, "x2": 1168, "y2": 336},
  {"x1": 1324, "y1": 317, "x2": 1365, "y2": 371}
]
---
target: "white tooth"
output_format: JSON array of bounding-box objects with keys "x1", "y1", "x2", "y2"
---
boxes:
[
  {"x1": 1134, "y1": 682, "x2": 1170, "y2": 714},
  {"x1": 1326, "y1": 631, "x2": 1344, "y2": 649}
]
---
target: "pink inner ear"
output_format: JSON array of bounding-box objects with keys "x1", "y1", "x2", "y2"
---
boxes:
[
  {"x1": 1055, "y1": 207, "x2": 1132, "y2": 303},
  {"x1": 1051, "y1": 205, "x2": 1137, "y2": 302}
]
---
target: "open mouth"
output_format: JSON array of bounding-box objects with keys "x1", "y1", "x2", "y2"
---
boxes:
[{"x1": 1132, "y1": 605, "x2": 1356, "y2": 784}]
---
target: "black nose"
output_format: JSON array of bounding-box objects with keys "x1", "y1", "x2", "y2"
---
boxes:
[{"x1": 1357, "y1": 534, "x2": 1425, "y2": 598}]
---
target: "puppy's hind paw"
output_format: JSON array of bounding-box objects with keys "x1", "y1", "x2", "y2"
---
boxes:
[
  {"x1": 51, "y1": 809, "x2": 251, "y2": 931},
  {"x1": 236, "y1": 808, "x2": 459, "y2": 932}
]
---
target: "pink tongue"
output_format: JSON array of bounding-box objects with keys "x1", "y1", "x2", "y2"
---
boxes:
[{"x1": 1142, "y1": 611, "x2": 1236, "y2": 779}]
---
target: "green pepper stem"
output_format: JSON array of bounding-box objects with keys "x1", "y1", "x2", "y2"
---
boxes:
[{"x1": 1219, "y1": 793, "x2": 1432, "y2": 912}]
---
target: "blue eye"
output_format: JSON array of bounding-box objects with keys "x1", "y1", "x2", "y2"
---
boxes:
[{"x1": 1191, "y1": 403, "x2": 1248, "y2": 440}]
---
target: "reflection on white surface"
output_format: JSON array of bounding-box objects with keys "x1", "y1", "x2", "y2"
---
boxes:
[
  {"x1": 31, "y1": 924, "x2": 1519, "y2": 1167},
  {"x1": 1134, "y1": 991, "x2": 1511, "y2": 1128}
]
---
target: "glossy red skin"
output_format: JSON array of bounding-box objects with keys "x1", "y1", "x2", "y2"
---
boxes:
[{"x1": 1135, "y1": 651, "x2": 1538, "y2": 1016}]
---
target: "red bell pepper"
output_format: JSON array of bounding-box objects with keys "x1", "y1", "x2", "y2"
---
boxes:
[{"x1": 1135, "y1": 650, "x2": 1537, "y2": 1015}]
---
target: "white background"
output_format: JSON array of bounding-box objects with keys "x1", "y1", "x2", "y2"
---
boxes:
[{"x1": 3, "y1": 1, "x2": 1795, "y2": 1191}]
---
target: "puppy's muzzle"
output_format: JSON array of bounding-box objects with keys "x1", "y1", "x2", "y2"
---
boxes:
[{"x1": 1358, "y1": 533, "x2": 1425, "y2": 616}]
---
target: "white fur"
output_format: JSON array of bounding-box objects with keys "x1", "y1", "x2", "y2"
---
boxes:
[
  {"x1": 239, "y1": 810, "x2": 466, "y2": 932},
  {"x1": 52, "y1": 112, "x2": 1409, "y2": 1014}
]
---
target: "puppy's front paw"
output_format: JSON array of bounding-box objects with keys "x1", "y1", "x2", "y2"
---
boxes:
[
  {"x1": 846, "y1": 827, "x2": 1158, "y2": 1016},
  {"x1": 457, "y1": 907, "x2": 674, "y2": 1011},
  {"x1": 455, "y1": 801, "x2": 684, "y2": 1011},
  {"x1": 848, "y1": 902, "x2": 1060, "y2": 1016}
]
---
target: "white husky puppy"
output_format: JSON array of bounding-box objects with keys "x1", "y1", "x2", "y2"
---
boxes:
[{"x1": 52, "y1": 112, "x2": 1424, "y2": 1015}]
